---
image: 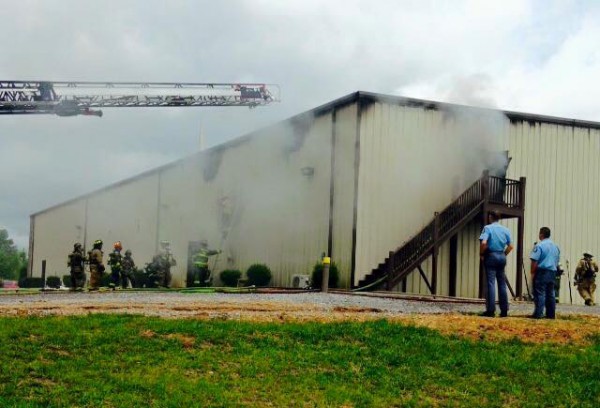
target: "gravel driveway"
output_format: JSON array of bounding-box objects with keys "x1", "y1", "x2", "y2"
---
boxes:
[{"x1": 0, "y1": 290, "x2": 597, "y2": 319}]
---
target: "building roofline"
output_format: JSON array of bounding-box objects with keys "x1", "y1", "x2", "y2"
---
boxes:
[
  {"x1": 357, "y1": 91, "x2": 600, "y2": 130},
  {"x1": 32, "y1": 90, "x2": 600, "y2": 216}
]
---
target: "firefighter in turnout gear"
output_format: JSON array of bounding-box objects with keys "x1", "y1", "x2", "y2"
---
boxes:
[
  {"x1": 107, "y1": 241, "x2": 123, "y2": 290},
  {"x1": 121, "y1": 249, "x2": 136, "y2": 288},
  {"x1": 189, "y1": 240, "x2": 221, "y2": 287},
  {"x1": 575, "y1": 252, "x2": 598, "y2": 306},
  {"x1": 152, "y1": 241, "x2": 176, "y2": 288},
  {"x1": 88, "y1": 240, "x2": 105, "y2": 291},
  {"x1": 67, "y1": 242, "x2": 86, "y2": 291}
]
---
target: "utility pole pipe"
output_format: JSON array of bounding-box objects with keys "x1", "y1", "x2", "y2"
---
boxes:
[
  {"x1": 321, "y1": 256, "x2": 331, "y2": 293},
  {"x1": 41, "y1": 259, "x2": 47, "y2": 290}
]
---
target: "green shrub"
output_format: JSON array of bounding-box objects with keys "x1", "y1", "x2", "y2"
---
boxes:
[
  {"x1": 18, "y1": 277, "x2": 44, "y2": 288},
  {"x1": 133, "y1": 269, "x2": 148, "y2": 288},
  {"x1": 0, "y1": 278, "x2": 3, "y2": 288},
  {"x1": 100, "y1": 273, "x2": 111, "y2": 287},
  {"x1": 311, "y1": 262, "x2": 339, "y2": 289},
  {"x1": 220, "y1": 269, "x2": 242, "y2": 287},
  {"x1": 46, "y1": 276, "x2": 62, "y2": 289},
  {"x1": 246, "y1": 264, "x2": 272, "y2": 287},
  {"x1": 62, "y1": 275, "x2": 72, "y2": 287}
]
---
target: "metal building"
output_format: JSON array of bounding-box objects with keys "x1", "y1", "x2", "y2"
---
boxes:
[{"x1": 29, "y1": 92, "x2": 600, "y2": 305}]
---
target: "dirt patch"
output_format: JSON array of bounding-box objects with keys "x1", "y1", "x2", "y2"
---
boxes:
[
  {"x1": 164, "y1": 333, "x2": 196, "y2": 349},
  {"x1": 391, "y1": 314, "x2": 600, "y2": 345},
  {"x1": 140, "y1": 329, "x2": 157, "y2": 338}
]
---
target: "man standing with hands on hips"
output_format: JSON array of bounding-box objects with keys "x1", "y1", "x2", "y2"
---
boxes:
[
  {"x1": 529, "y1": 227, "x2": 561, "y2": 319},
  {"x1": 479, "y1": 211, "x2": 514, "y2": 317}
]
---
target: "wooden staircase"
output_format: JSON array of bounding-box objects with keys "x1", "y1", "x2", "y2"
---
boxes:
[{"x1": 354, "y1": 171, "x2": 526, "y2": 297}]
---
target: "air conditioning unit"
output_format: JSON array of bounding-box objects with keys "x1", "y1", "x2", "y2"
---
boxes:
[{"x1": 291, "y1": 274, "x2": 311, "y2": 289}]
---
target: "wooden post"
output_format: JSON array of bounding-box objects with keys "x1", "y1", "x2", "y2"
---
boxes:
[
  {"x1": 516, "y1": 177, "x2": 526, "y2": 297},
  {"x1": 431, "y1": 212, "x2": 440, "y2": 296},
  {"x1": 386, "y1": 251, "x2": 394, "y2": 291},
  {"x1": 449, "y1": 234, "x2": 458, "y2": 297}
]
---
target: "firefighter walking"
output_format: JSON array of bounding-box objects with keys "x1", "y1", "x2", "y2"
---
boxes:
[
  {"x1": 67, "y1": 243, "x2": 86, "y2": 291},
  {"x1": 121, "y1": 249, "x2": 137, "y2": 288},
  {"x1": 107, "y1": 241, "x2": 123, "y2": 290},
  {"x1": 189, "y1": 240, "x2": 221, "y2": 287},
  {"x1": 575, "y1": 252, "x2": 598, "y2": 306},
  {"x1": 88, "y1": 240, "x2": 105, "y2": 291}
]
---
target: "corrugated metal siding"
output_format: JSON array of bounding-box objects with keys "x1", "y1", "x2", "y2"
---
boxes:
[
  {"x1": 331, "y1": 103, "x2": 358, "y2": 288},
  {"x1": 506, "y1": 121, "x2": 600, "y2": 305},
  {"x1": 30, "y1": 200, "x2": 86, "y2": 279},
  {"x1": 354, "y1": 102, "x2": 506, "y2": 287},
  {"x1": 157, "y1": 157, "x2": 217, "y2": 287},
  {"x1": 31, "y1": 113, "x2": 334, "y2": 287},
  {"x1": 210, "y1": 114, "x2": 332, "y2": 286},
  {"x1": 83, "y1": 174, "x2": 160, "y2": 276},
  {"x1": 31, "y1": 174, "x2": 160, "y2": 281}
]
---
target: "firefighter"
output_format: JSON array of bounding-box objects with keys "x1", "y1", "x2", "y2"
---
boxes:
[
  {"x1": 121, "y1": 249, "x2": 136, "y2": 289},
  {"x1": 575, "y1": 252, "x2": 598, "y2": 306},
  {"x1": 107, "y1": 241, "x2": 123, "y2": 290},
  {"x1": 88, "y1": 239, "x2": 105, "y2": 291},
  {"x1": 189, "y1": 240, "x2": 221, "y2": 287},
  {"x1": 67, "y1": 242, "x2": 86, "y2": 291},
  {"x1": 152, "y1": 240, "x2": 176, "y2": 288}
]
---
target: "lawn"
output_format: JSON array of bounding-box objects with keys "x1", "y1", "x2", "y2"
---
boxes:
[{"x1": 0, "y1": 315, "x2": 598, "y2": 407}]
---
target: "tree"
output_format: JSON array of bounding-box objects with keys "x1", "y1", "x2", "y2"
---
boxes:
[{"x1": 0, "y1": 229, "x2": 28, "y2": 280}]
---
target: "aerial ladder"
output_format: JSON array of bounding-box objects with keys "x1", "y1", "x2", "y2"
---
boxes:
[{"x1": 0, "y1": 80, "x2": 279, "y2": 117}]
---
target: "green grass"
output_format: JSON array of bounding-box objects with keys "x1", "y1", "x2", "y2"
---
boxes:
[{"x1": 0, "y1": 316, "x2": 598, "y2": 407}]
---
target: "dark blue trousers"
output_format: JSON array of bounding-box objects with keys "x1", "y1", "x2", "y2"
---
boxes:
[
  {"x1": 533, "y1": 269, "x2": 556, "y2": 319},
  {"x1": 484, "y1": 252, "x2": 509, "y2": 315}
]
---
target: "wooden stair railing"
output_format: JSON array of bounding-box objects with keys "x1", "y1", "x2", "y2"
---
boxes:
[{"x1": 354, "y1": 172, "x2": 524, "y2": 292}]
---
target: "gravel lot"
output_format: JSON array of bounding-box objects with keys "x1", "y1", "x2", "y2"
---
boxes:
[{"x1": 0, "y1": 290, "x2": 597, "y2": 319}]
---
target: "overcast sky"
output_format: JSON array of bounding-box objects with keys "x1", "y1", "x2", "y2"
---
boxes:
[{"x1": 1, "y1": 0, "x2": 600, "y2": 249}]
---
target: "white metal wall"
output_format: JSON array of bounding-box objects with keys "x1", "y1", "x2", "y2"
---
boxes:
[
  {"x1": 354, "y1": 101, "x2": 508, "y2": 289},
  {"x1": 31, "y1": 174, "x2": 160, "y2": 282},
  {"x1": 30, "y1": 111, "x2": 339, "y2": 287},
  {"x1": 355, "y1": 100, "x2": 600, "y2": 303},
  {"x1": 31, "y1": 200, "x2": 87, "y2": 280},
  {"x1": 506, "y1": 121, "x2": 600, "y2": 305},
  {"x1": 331, "y1": 103, "x2": 358, "y2": 288}
]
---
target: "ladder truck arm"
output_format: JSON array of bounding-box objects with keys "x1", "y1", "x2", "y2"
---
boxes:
[{"x1": 0, "y1": 81, "x2": 279, "y2": 117}]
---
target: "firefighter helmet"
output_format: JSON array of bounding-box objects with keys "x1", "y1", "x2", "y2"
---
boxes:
[
  {"x1": 93, "y1": 239, "x2": 103, "y2": 248},
  {"x1": 113, "y1": 241, "x2": 122, "y2": 251}
]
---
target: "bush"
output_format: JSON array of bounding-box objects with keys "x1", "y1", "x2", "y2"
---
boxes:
[
  {"x1": 18, "y1": 277, "x2": 44, "y2": 288},
  {"x1": 311, "y1": 262, "x2": 339, "y2": 289},
  {"x1": 220, "y1": 269, "x2": 242, "y2": 287},
  {"x1": 100, "y1": 273, "x2": 111, "y2": 288},
  {"x1": 246, "y1": 264, "x2": 272, "y2": 287},
  {"x1": 46, "y1": 276, "x2": 62, "y2": 289},
  {"x1": 133, "y1": 269, "x2": 148, "y2": 288},
  {"x1": 63, "y1": 275, "x2": 72, "y2": 287}
]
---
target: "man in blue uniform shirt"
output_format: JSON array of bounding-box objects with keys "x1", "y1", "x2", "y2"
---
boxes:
[
  {"x1": 479, "y1": 211, "x2": 514, "y2": 317},
  {"x1": 530, "y1": 227, "x2": 560, "y2": 319}
]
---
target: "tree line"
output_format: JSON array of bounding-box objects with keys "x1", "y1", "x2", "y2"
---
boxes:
[{"x1": 0, "y1": 229, "x2": 27, "y2": 281}]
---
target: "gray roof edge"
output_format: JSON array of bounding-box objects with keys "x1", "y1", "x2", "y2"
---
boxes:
[{"x1": 357, "y1": 91, "x2": 600, "y2": 130}]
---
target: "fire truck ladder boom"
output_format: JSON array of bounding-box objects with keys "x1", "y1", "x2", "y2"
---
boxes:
[{"x1": 0, "y1": 80, "x2": 280, "y2": 117}]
